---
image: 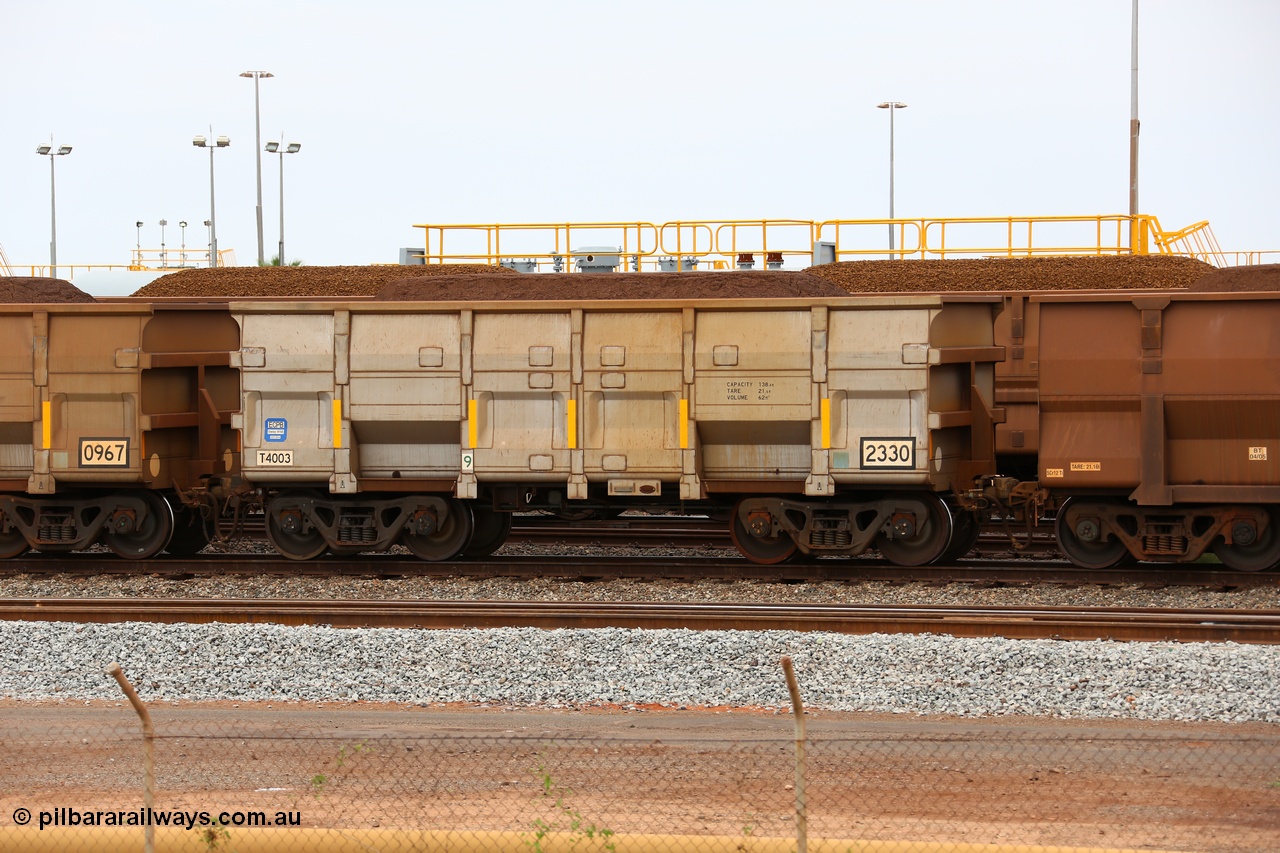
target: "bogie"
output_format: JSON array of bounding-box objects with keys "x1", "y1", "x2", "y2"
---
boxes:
[{"x1": 728, "y1": 493, "x2": 956, "y2": 567}]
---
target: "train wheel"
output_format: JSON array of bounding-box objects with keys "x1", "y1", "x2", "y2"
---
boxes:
[
  {"x1": 265, "y1": 493, "x2": 327, "y2": 561},
  {"x1": 0, "y1": 515, "x2": 29, "y2": 559},
  {"x1": 165, "y1": 504, "x2": 211, "y2": 557},
  {"x1": 937, "y1": 511, "x2": 981, "y2": 563},
  {"x1": 1054, "y1": 498, "x2": 1129, "y2": 569},
  {"x1": 463, "y1": 505, "x2": 513, "y2": 558},
  {"x1": 729, "y1": 499, "x2": 797, "y2": 565},
  {"x1": 876, "y1": 493, "x2": 954, "y2": 567},
  {"x1": 403, "y1": 499, "x2": 473, "y2": 561},
  {"x1": 103, "y1": 492, "x2": 174, "y2": 560},
  {"x1": 1212, "y1": 508, "x2": 1280, "y2": 572}
]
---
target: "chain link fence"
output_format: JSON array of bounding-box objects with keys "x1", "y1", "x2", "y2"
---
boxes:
[{"x1": 1, "y1": 667, "x2": 1277, "y2": 852}]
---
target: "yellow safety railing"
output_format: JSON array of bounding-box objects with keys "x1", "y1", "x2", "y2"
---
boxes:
[
  {"x1": 703, "y1": 219, "x2": 817, "y2": 269},
  {"x1": 816, "y1": 214, "x2": 1162, "y2": 260},
  {"x1": 3, "y1": 263, "x2": 135, "y2": 278},
  {"x1": 5, "y1": 248, "x2": 235, "y2": 279},
  {"x1": 415, "y1": 221, "x2": 662, "y2": 272},
  {"x1": 414, "y1": 219, "x2": 825, "y2": 272},
  {"x1": 414, "y1": 214, "x2": 1271, "y2": 271},
  {"x1": 13, "y1": 217, "x2": 1270, "y2": 276},
  {"x1": 1147, "y1": 217, "x2": 1230, "y2": 266}
]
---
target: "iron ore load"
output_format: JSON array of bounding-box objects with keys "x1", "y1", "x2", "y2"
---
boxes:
[{"x1": 0, "y1": 257, "x2": 1277, "y2": 572}]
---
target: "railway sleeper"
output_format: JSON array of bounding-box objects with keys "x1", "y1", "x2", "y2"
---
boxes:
[
  {"x1": 730, "y1": 492, "x2": 954, "y2": 567},
  {"x1": 1055, "y1": 499, "x2": 1280, "y2": 571}
]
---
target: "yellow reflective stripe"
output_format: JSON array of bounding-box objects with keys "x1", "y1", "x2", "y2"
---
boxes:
[
  {"x1": 820, "y1": 398, "x2": 831, "y2": 449},
  {"x1": 566, "y1": 399, "x2": 577, "y2": 449},
  {"x1": 42, "y1": 400, "x2": 51, "y2": 449},
  {"x1": 332, "y1": 398, "x2": 342, "y2": 449},
  {"x1": 679, "y1": 399, "x2": 689, "y2": 449},
  {"x1": 467, "y1": 398, "x2": 478, "y2": 449}
]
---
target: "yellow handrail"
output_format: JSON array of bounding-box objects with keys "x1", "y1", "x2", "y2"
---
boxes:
[
  {"x1": 13, "y1": 216, "x2": 1267, "y2": 276},
  {"x1": 816, "y1": 214, "x2": 1152, "y2": 260},
  {"x1": 1149, "y1": 218, "x2": 1231, "y2": 266},
  {"x1": 3, "y1": 263, "x2": 136, "y2": 278},
  {"x1": 415, "y1": 221, "x2": 662, "y2": 272},
  {"x1": 411, "y1": 214, "x2": 1269, "y2": 271}
]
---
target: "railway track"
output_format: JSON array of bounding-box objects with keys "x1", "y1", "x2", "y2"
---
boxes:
[
  {"x1": 2, "y1": 597, "x2": 1277, "y2": 643},
  {"x1": 214, "y1": 514, "x2": 1061, "y2": 555},
  {"x1": 2, "y1": 551, "x2": 1275, "y2": 589}
]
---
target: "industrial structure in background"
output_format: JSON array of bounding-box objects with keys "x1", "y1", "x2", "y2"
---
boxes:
[
  {"x1": 403, "y1": 213, "x2": 1254, "y2": 274},
  {"x1": 4, "y1": 210, "x2": 1275, "y2": 283}
]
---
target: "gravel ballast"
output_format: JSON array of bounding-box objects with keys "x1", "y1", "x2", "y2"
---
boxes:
[{"x1": 4, "y1": 620, "x2": 1277, "y2": 723}]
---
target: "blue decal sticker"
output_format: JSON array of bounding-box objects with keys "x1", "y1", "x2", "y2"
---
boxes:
[{"x1": 265, "y1": 418, "x2": 288, "y2": 443}]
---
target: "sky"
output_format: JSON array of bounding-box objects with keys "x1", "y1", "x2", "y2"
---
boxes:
[{"x1": 2, "y1": 0, "x2": 1277, "y2": 276}]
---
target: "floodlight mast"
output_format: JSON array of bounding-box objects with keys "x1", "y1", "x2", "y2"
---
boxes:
[
  {"x1": 266, "y1": 135, "x2": 301, "y2": 265},
  {"x1": 193, "y1": 132, "x2": 230, "y2": 267},
  {"x1": 876, "y1": 101, "x2": 907, "y2": 257},
  {"x1": 240, "y1": 70, "x2": 274, "y2": 265},
  {"x1": 36, "y1": 140, "x2": 72, "y2": 277}
]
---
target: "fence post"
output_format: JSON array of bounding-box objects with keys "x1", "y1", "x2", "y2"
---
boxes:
[
  {"x1": 107, "y1": 662, "x2": 154, "y2": 853},
  {"x1": 781, "y1": 655, "x2": 807, "y2": 853}
]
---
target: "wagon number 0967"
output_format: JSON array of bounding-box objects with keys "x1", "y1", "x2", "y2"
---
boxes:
[
  {"x1": 859, "y1": 437, "x2": 915, "y2": 470},
  {"x1": 79, "y1": 438, "x2": 129, "y2": 468}
]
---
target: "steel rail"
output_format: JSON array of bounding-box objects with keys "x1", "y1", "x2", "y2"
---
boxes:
[
  {"x1": 2, "y1": 598, "x2": 1278, "y2": 643},
  {"x1": 119, "y1": 514, "x2": 1062, "y2": 552},
  {"x1": 1, "y1": 552, "x2": 1275, "y2": 589}
]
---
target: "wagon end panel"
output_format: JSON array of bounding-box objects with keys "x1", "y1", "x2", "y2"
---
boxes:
[
  {"x1": 139, "y1": 308, "x2": 241, "y2": 490},
  {"x1": 993, "y1": 294, "x2": 1041, "y2": 465},
  {"x1": 925, "y1": 299, "x2": 1007, "y2": 490}
]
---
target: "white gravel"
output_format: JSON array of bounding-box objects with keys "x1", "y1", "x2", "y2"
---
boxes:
[
  {"x1": 4, "y1": 571, "x2": 1280, "y2": 609},
  {"x1": 3, "y1": 620, "x2": 1278, "y2": 723},
  {"x1": 5, "y1": 541, "x2": 1278, "y2": 723}
]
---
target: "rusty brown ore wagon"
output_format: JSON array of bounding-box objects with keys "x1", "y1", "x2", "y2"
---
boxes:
[
  {"x1": 1026, "y1": 290, "x2": 1280, "y2": 571},
  {"x1": 0, "y1": 302, "x2": 239, "y2": 559}
]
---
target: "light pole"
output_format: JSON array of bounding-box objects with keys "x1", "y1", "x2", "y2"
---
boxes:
[
  {"x1": 876, "y1": 101, "x2": 907, "y2": 257},
  {"x1": 265, "y1": 138, "x2": 301, "y2": 265},
  {"x1": 1129, "y1": 0, "x2": 1141, "y2": 250},
  {"x1": 179, "y1": 221, "x2": 188, "y2": 266},
  {"x1": 135, "y1": 220, "x2": 143, "y2": 266},
  {"x1": 159, "y1": 219, "x2": 168, "y2": 268},
  {"x1": 240, "y1": 70, "x2": 274, "y2": 266},
  {"x1": 36, "y1": 141, "x2": 72, "y2": 277},
  {"x1": 203, "y1": 220, "x2": 212, "y2": 265},
  {"x1": 193, "y1": 132, "x2": 230, "y2": 268}
]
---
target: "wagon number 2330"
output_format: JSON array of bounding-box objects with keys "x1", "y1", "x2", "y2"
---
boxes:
[{"x1": 859, "y1": 437, "x2": 915, "y2": 469}]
